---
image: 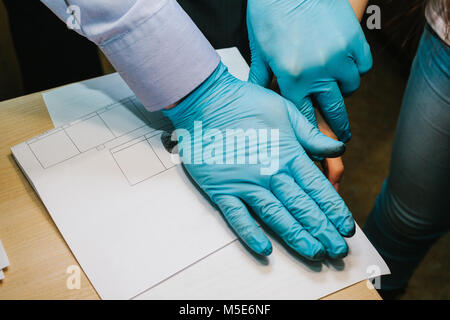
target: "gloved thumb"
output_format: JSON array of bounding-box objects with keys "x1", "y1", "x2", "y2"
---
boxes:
[
  {"x1": 248, "y1": 53, "x2": 271, "y2": 87},
  {"x1": 285, "y1": 99, "x2": 346, "y2": 158},
  {"x1": 247, "y1": 25, "x2": 272, "y2": 87}
]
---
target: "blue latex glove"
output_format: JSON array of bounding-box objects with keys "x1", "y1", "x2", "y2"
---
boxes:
[
  {"x1": 164, "y1": 63, "x2": 355, "y2": 260},
  {"x1": 247, "y1": 0, "x2": 373, "y2": 142}
]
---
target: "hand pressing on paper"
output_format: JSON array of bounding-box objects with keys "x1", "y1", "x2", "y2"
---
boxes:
[{"x1": 164, "y1": 63, "x2": 355, "y2": 261}]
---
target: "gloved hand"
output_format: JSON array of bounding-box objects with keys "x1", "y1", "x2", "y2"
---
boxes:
[
  {"x1": 247, "y1": 0, "x2": 373, "y2": 142},
  {"x1": 164, "y1": 62, "x2": 355, "y2": 260}
]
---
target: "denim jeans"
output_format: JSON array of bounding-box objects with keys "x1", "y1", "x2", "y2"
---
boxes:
[{"x1": 364, "y1": 24, "x2": 450, "y2": 290}]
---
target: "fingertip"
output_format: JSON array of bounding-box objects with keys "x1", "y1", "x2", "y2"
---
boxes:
[
  {"x1": 327, "y1": 140, "x2": 346, "y2": 158},
  {"x1": 339, "y1": 130, "x2": 352, "y2": 143},
  {"x1": 352, "y1": 35, "x2": 373, "y2": 75},
  {"x1": 290, "y1": 229, "x2": 327, "y2": 261},
  {"x1": 340, "y1": 215, "x2": 356, "y2": 238},
  {"x1": 358, "y1": 43, "x2": 373, "y2": 75},
  {"x1": 310, "y1": 246, "x2": 327, "y2": 261},
  {"x1": 359, "y1": 61, "x2": 373, "y2": 76},
  {"x1": 328, "y1": 242, "x2": 349, "y2": 259},
  {"x1": 249, "y1": 232, "x2": 273, "y2": 256},
  {"x1": 260, "y1": 241, "x2": 273, "y2": 256},
  {"x1": 315, "y1": 138, "x2": 345, "y2": 158},
  {"x1": 300, "y1": 239, "x2": 327, "y2": 261},
  {"x1": 304, "y1": 131, "x2": 346, "y2": 158}
]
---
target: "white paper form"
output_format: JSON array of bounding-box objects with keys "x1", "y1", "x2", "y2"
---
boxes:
[
  {"x1": 12, "y1": 104, "x2": 237, "y2": 299},
  {"x1": 135, "y1": 225, "x2": 388, "y2": 300},
  {"x1": 13, "y1": 48, "x2": 389, "y2": 300}
]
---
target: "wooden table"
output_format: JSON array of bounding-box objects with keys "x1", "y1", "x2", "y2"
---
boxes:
[{"x1": 0, "y1": 91, "x2": 381, "y2": 300}]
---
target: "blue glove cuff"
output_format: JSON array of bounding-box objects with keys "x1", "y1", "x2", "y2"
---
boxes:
[{"x1": 163, "y1": 62, "x2": 230, "y2": 124}]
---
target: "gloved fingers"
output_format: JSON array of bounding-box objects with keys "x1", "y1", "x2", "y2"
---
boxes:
[
  {"x1": 350, "y1": 34, "x2": 373, "y2": 75},
  {"x1": 276, "y1": 76, "x2": 318, "y2": 127},
  {"x1": 289, "y1": 156, "x2": 356, "y2": 237},
  {"x1": 313, "y1": 82, "x2": 351, "y2": 142},
  {"x1": 241, "y1": 187, "x2": 326, "y2": 261},
  {"x1": 214, "y1": 194, "x2": 272, "y2": 256},
  {"x1": 285, "y1": 100, "x2": 346, "y2": 158},
  {"x1": 334, "y1": 59, "x2": 361, "y2": 96},
  {"x1": 270, "y1": 173, "x2": 348, "y2": 258},
  {"x1": 292, "y1": 95, "x2": 317, "y2": 128}
]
